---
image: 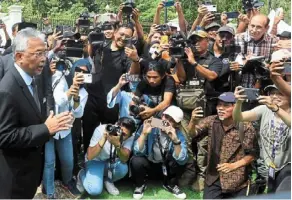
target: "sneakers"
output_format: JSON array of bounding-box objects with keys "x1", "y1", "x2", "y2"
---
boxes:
[
  {"x1": 163, "y1": 184, "x2": 186, "y2": 199},
  {"x1": 76, "y1": 169, "x2": 85, "y2": 194},
  {"x1": 133, "y1": 184, "x2": 147, "y2": 200},
  {"x1": 104, "y1": 179, "x2": 119, "y2": 196},
  {"x1": 62, "y1": 179, "x2": 81, "y2": 198}
]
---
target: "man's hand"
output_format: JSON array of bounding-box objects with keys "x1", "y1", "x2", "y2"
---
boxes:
[
  {"x1": 45, "y1": 111, "x2": 74, "y2": 135},
  {"x1": 125, "y1": 46, "x2": 139, "y2": 62},
  {"x1": 238, "y1": 14, "x2": 249, "y2": 25},
  {"x1": 257, "y1": 96, "x2": 279, "y2": 111},
  {"x1": 191, "y1": 107, "x2": 204, "y2": 122},
  {"x1": 132, "y1": 8, "x2": 140, "y2": 22},
  {"x1": 269, "y1": 61, "x2": 284, "y2": 76},
  {"x1": 221, "y1": 12, "x2": 228, "y2": 26},
  {"x1": 139, "y1": 105, "x2": 155, "y2": 119},
  {"x1": 49, "y1": 61, "x2": 57, "y2": 75},
  {"x1": 198, "y1": 6, "x2": 208, "y2": 19},
  {"x1": 217, "y1": 163, "x2": 238, "y2": 173},
  {"x1": 230, "y1": 62, "x2": 242, "y2": 72},
  {"x1": 157, "y1": 1, "x2": 164, "y2": 11},
  {"x1": 118, "y1": 74, "x2": 129, "y2": 87},
  {"x1": 200, "y1": 12, "x2": 214, "y2": 27},
  {"x1": 142, "y1": 118, "x2": 153, "y2": 136},
  {"x1": 234, "y1": 86, "x2": 247, "y2": 103},
  {"x1": 107, "y1": 134, "x2": 121, "y2": 148},
  {"x1": 174, "y1": 1, "x2": 183, "y2": 12},
  {"x1": 185, "y1": 47, "x2": 196, "y2": 65}
]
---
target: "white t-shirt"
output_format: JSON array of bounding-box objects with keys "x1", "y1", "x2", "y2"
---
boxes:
[
  {"x1": 85, "y1": 124, "x2": 134, "y2": 162},
  {"x1": 251, "y1": 105, "x2": 291, "y2": 177}
]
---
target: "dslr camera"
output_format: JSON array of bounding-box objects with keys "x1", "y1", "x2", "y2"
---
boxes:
[
  {"x1": 122, "y1": 0, "x2": 136, "y2": 15},
  {"x1": 169, "y1": 33, "x2": 191, "y2": 59},
  {"x1": 78, "y1": 12, "x2": 91, "y2": 35},
  {"x1": 130, "y1": 96, "x2": 146, "y2": 118},
  {"x1": 105, "y1": 124, "x2": 122, "y2": 136},
  {"x1": 242, "y1": 0, "x2": 264, "y2": 12},
  {"x1": 88, "y1": 31, "x2": 105, "y2": 53},
  {"x1": 157, "y1": 24, "x2": 170, "y2": 32}
]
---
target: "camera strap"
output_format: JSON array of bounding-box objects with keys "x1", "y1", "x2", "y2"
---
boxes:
[
  {"x1": 108, "y1": 144, "x2": 117, "y2": 181},
  {"x1": 268, "y1": 115, "x2": 285, "y2": 181}
]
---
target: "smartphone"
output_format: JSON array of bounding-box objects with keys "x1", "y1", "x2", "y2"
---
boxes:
[
  {"x1": 83, "y1": 74, "x2": 93, "y2": 84},
  {"x1": 283, "y1": 62, "x2": 291, "y2": 74},
  {"x1": 213, "y1": 13, "x2": 221, "y2": 21},
  {"x1": 150, "y1": 118, "x2": 169, "y2": 130},
  {"x1": 244, "y1": 88, "x2": 259, "y2": 101},
  {"x1": 203, "y1": 4, "x2": 217, "y2": 12},
  {"x1": 163, "y1": 0, "x2": 175, "y2": 7},
  {"x1": 225, "y1": 11, "x2": 240, "y2": 19}
]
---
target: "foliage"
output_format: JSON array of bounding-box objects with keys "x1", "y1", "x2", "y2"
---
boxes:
[{"x1": 0, "y1": 0, "x2": 290, "y2": 24}]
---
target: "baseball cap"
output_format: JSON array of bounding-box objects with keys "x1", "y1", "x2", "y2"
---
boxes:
[
  {"x1": 205, "y1": 22, "x2": 221, "y2": 31},
  {"x1": 188, "y1": 30, "x2": 208, "y2": 39},
  {"x1": 217, "y1": 92, "x2": 236, "y2": 103},
  {"x1": 217, "y1": 26, "x2": 235, "y2": 35},
  {"x1": 277, "y1": 31, "x2": 291, "y2": 39},
  {"x1": 163, "y1": 106, "x2": 184, "y2": 123}
]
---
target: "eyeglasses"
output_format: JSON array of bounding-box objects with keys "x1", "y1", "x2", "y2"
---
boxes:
[
  {"x1": 27, "y1": 51, "x2": 48, "y2": 58},
  {"x1": 218, "y1": 32, "x2": 233, "y2": 40}
]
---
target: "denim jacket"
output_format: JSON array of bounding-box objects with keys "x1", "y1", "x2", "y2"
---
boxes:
[{"x1": 133, "y1": 125, "x2": 188, "y2": 165}]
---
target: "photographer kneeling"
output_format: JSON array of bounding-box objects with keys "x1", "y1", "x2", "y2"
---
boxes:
[
  {"x1": 131, "y1": 106, "x2": 188, "y2": 200},
  {"x1": 76, "y1": 117, "x2": 136, "y2": 196}
]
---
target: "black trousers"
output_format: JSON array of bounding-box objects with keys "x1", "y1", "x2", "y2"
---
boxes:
[
  {"x1": 203, "y1": 179, "x2": 247, "y2": 199},
  {"x1": 268, "y1": 164, "x2": 291, "y2": 193},
  {"x1": 130, "y1": 155, "x2": 185, "y2": 187},
  {"x1": 82, "y1": 96, "x2": 119, "y2": 154}
]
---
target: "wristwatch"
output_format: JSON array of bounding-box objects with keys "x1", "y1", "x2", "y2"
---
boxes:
[
  {"x1": 192, "y1": 62, "x2": 198, "y2": 68},
  {"x1": 173, "y1": 139, "x2": 181, "y2": 146},
  {"x1": 73, "y1": 96, "x2": 80, "y2": 102},
  {"x1": 271, "y1": 105, "x2": 279, "y2": 113}
]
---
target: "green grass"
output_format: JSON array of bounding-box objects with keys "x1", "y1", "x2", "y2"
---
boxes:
[{"x1": 82, "y1": 180, "x2": 202, "y2": 199}]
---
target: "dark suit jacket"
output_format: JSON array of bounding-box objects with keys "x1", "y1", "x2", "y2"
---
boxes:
[
  {"x1": 0, "y1": 54, "x2": 54, "y2": 117},
  {"x1": 0, "y1": 66, "x2": 50, "y2": 198}
]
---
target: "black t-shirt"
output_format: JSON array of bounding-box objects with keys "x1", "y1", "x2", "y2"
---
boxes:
[
  {"x1": 135, "y1": 75, "x2": 176, "y2": 106},
  {"x1": 182, "y1": 51, "x2": 223, "y2": 98},
  {"x1": 87, "y1": 42, "x2": 132, "y2": 99}
]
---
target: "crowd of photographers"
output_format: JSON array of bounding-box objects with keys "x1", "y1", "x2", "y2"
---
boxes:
[{"x1": 0, "y1": 0, "x2": 290, "y2": 199}]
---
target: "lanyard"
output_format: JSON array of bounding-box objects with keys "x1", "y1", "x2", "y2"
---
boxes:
[
  {"x1": 109, "y1": 144, "x2": 116, "y2": 167},
  {"x1": 156, "y1": 130, "x2": 171, "y2": 163},
  {"x1": 270, "y1": 115, "x2": 285, "y2": 161}
]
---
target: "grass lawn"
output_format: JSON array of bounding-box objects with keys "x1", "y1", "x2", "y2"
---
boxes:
[{"x1": 82, "y1": 180, "x2": 203, "y2": 199}]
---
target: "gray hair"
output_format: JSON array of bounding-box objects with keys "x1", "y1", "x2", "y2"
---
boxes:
[{"x1": 12, "y1": 28, "x2": 45, "y2": 57}]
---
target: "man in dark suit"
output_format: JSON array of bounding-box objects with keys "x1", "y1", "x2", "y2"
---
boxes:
[{"x1": 0, "y1": 28, "x2": 73, "y2": 198}]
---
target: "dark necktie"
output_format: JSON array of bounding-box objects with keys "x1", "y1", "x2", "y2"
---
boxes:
[{"x1": 31, "y1": 78, "x2": 41, "y2": 111}]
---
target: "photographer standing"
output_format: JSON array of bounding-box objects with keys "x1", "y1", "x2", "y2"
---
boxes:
[
  {"x1": 76, "y1": 117, "x2": 136, "y2": 196},
  {"x1": 131, "y1": 106, "x2": 188, "y2": 200},
  {"x1": 83, "y1": 23, "x2": 140, "y2": 153},
  {"x1": 233, "y1": 85, "x2": 291, "y2": 193},
  {"x1": 42, "y1": 63, "x2": 89, "y2": 198}
]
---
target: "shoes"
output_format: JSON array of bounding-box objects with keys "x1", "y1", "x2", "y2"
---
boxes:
[
  {"x1": 104, "y1": 179, "x2": 119, "y2": 196},
  {"x1": 163, "y1": 184, "x2": 186, "y2": 199},
  {"x1": 62, "y1": 179, "x2": 81, "y2": 198},
  {"x1": 76, "y1": 169, "x2": 85, "y2": 194},
  {"x1": 133, "y1": 184, "x2": 147, "y2": 200}
]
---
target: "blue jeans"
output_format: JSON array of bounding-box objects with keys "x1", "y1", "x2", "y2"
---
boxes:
[
  {"x1": 80, "y1": 160, "x2": 128, "y2": 196},
  {"x1": 42, "y1": 133, "x2": 74, "y2": 195}
]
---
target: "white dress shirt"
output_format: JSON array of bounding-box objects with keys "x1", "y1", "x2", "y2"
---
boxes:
[
  {"x1": 14, "y1": 64, "x2": 34, "y2": 96},
  {"x1": 52, "y1": 70, "x2": 88, "y2": 139}
]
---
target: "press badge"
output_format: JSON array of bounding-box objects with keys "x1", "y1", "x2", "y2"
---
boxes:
[
  {"x1": 268, "y1": 163, "x2": 276, "y2": 180},
  {"x1": 189, "y1": 78, "x2": 200, "y2": 86},
  {"x1": 162, "y1": 164, "x2": 168, "y2": 176}
]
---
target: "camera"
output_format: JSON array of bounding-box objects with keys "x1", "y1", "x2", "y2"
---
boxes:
[
  {"x1": 62, "y1": 39, "x2": 84, "y2": 58},
  {"x1": 78, "y1": 12, "x2": 91, "y2": 35},
  {"x1": 88, "y1": 32, "x2": 105, "y2": 54},
  {"x1": 101, "y1": 21, "x2": 113, "y2": 31},
  {"x1": 202, "y1": 0, "x2": 217, "y2": 12},
  {"x1": 129, "y1": 96, "x2": 146, "y2": 118},
  {"x1": 222, "y1": 40, "x2": 241, "y2": 60},
  {"x1": 242, "y1": 56, "x2": 270, "y2": 81},
  {"x1": 242, "y1": 0, "x2": 264, "y2": 12},
  {"x1": 169, "y1": 33, "x2": 191, "y2": 59},
  {"x1": 157, "y1": 24, "x2": 170, "y2": 32},
  {"x1": 122, "y1": 0, "x2": 136, "y2": 15},
  {"x1": 105, "y1": 124, "x2": 122, "y2": 136}
]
